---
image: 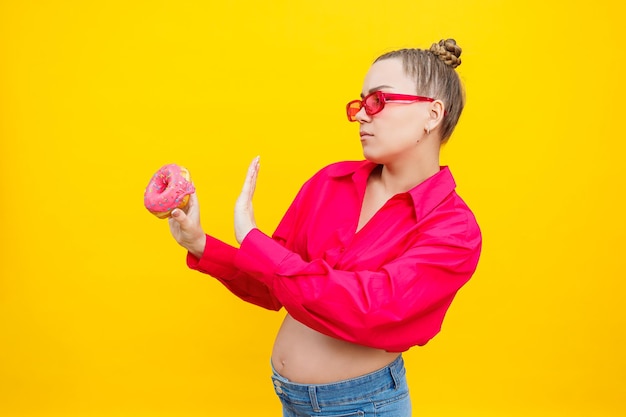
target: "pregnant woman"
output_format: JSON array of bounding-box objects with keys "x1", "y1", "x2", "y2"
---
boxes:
[{"x1": 167, "y1": 38, "x2": 482, "y2": 417}]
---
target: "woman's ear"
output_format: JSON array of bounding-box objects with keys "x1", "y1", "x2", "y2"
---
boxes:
[{"x1": 425, "y1": 99, "x2": 445, "y2": 132}]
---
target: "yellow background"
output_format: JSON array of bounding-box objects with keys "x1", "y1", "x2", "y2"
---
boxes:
[{"x1": 1, "y1": 0, "x2": 624, "y2": 416}]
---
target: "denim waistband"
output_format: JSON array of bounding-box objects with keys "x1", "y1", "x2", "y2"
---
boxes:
[{"x1": 270, "y1": 355, "x2": 405, "y2": 407}]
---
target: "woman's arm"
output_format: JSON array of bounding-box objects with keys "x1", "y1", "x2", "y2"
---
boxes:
[{"x1": 168, "y1": 183, "x2": 281, "y2": 311}]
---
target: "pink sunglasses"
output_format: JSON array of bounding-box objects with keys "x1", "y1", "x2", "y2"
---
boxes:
[{"x1": 346, "y1": 91, "x2": 440, "y2": 122}]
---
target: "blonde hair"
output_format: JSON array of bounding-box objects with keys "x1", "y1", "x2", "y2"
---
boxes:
[{"x1": 374, "y1": 39, "x2": 464, "y2": 142}]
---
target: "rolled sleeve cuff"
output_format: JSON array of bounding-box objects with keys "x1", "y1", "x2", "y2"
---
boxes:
[
  {"x1": 186, "y1": 234, "x2": 239, "y2": 279},
  {"x1": 234, "y1": 228, "x2": 292, "y2": 285}
]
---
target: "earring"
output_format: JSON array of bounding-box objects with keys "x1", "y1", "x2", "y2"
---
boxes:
[{"x1": 425, "y1": 126, "x2": 431, "y2": 135}]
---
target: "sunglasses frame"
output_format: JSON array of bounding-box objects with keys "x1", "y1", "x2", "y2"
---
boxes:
[{"x1": 346, "y1": 91, "x2": 438, "y2": 122}]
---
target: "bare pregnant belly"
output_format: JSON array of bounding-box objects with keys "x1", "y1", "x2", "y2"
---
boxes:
[{"x1": 271, "y1": 314, "x2": 400, "y2": 384}]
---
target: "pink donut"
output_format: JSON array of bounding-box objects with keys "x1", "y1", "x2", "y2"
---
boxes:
[{"x1": 144, "y1": 164, "x2": 195, "y2": 219}]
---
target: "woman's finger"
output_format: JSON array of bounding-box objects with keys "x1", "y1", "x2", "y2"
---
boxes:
[
  {"x1": 240, "y1": 156, "x2": 260, "y2": 204},
  {"x1": 234, "y1": 156, "x2": 260, "y2": 244}
]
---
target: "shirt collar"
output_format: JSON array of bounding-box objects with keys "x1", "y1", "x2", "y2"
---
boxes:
[{"x1": 328, "y1": 160, "x2": 457, "y2": 220}]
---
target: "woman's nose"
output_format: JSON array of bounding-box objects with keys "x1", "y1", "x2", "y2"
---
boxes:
[{"x1": 354, "y1": 106, "x2": 371, "y2": 123}]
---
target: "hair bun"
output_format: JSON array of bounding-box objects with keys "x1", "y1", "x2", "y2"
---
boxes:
[{"x1": 429, "y1": 39, "x2": 462, "y2": 69}]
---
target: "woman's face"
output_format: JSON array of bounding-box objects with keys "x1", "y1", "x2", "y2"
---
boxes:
[{"x1": 356, "y1": 58, "x2": 431, "y2": 164}]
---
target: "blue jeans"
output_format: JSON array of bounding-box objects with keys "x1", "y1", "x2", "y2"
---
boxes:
[{"x1": 271, "y1": 355, "x2": 411, "y2": 417}]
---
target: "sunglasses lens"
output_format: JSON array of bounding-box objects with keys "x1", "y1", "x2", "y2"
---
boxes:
[
  {"x1": 346, "y1": 101, "x2": 362, "y2": 121},
  {"x1": 364, "y1": 92, "x2": 383, "y2": 115}
]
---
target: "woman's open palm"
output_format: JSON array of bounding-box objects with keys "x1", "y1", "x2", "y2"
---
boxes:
[{"x1": 234, "y1": 156, "x2": 260, "y2": 244}]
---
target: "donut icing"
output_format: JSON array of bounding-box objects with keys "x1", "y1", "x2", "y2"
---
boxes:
[{"x1": 144, "y1": 164, "x2": 195, "y2": 218}]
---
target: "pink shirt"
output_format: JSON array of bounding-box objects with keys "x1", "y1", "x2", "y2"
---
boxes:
[{"x1": 187, "y1": 160, "x2": 482, "y2": 352}]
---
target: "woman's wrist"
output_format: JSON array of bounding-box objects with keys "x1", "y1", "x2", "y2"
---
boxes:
[{"x1": 187, "y1": 234, "x2": 206, "y2": 259}]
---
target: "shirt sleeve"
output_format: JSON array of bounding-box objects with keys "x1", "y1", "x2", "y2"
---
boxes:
[
  {"x1": 233, "y1": 220, "x2": 482, "y2": 352},
  {"x1": 184, "y1": 174, "x2": 311, "y2": 312},
  {"x1": 186, "y1": 234, "x2": 282, "y2": 311}
]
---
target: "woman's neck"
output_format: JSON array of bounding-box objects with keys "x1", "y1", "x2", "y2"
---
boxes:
[{"x1": 378, "y1": 144, "x2": 440, "y2": 195}]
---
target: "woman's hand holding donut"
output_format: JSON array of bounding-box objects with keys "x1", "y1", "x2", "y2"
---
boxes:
[
  {"x1": 168, "y1": 192, "x2": 206, "y2": 258},
  {"x1": 166, "y1": 156, "x2": 259, "y2": 256},
  {"x1": 234, "y1": 156, "x2": 260, "y2": 244}
]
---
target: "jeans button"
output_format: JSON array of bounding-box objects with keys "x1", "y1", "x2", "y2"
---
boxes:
[
  {"x1": 275, "y1": 386, "x2": 283, "y2": 394},
  {"x1": 274, "y1": 380, "x2": 282, "y2": 387}
]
